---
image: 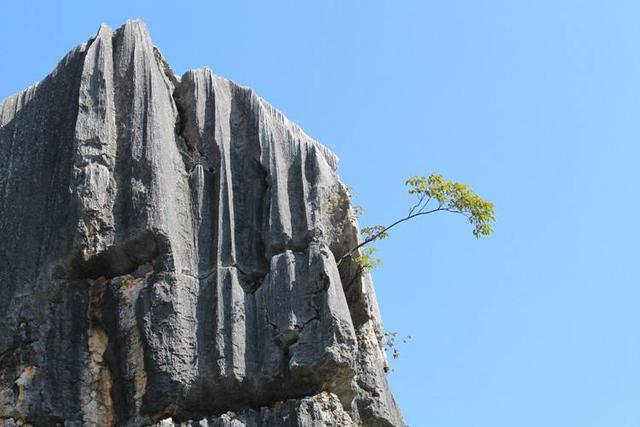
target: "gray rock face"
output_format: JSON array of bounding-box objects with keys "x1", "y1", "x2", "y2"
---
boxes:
[
  {"x1": 153, "y1": 392, "x2": 354, "y2": 427},
  {"x1": 0, "y1": 21, "x2": 404, "y2": 426}
]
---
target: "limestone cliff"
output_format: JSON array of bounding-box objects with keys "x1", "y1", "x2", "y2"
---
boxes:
[{"x1": 0, "y1": 21, "x2": 404, "y2": 427}]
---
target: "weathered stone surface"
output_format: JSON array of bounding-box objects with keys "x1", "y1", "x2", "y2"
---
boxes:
[
  {"x1": 153, "y1": 392, "x2": 354, "y2": 427},
  {"x1": 0, "y1": 20, "x2": 404, "y2": 426}
]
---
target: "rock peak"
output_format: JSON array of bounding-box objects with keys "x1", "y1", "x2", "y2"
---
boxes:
[{"x1": 0, "y1": 20, "x2": 404, "y2": 426}]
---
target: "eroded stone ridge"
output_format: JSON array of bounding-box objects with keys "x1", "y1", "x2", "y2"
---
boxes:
[{"x1": 0, "y1": 21, "x2": 404, "y2": 426}]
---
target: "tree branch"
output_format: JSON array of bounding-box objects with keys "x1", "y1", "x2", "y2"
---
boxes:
[
  {"x1": 337, "y1": 206, "x2": 447, "y2": 266},
  {"x1": 408, "y1": 194, "x2": 427, "y2": 216}
]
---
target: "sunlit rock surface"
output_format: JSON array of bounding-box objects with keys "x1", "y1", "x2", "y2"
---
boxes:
[{"x1": 0, "y1": 20, "x2": 403, "y2": 426}]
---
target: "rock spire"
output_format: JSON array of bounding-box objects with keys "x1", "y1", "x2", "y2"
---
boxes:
[{"x1": 0, "y1": 20, "x2": 404, "y2": 426}]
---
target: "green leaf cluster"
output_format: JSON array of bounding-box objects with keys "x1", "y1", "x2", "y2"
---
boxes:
[
  {"x1": 405, "y1": 173, "x2": 495, "y2": 238},
  {"x1": 361, "y1": 225, "x2": 388, "y2": 241},
  {"x1": 354, "y1": 246, "x2": 382, "y2": 271}
]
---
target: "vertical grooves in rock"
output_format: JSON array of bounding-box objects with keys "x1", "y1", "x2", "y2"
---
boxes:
[
  {"x1": 0, "y1": 20, "x2": 405, "y2": 426},
  {"x1": 111, "y1": 24, "x2": 134, "y2": 247}
]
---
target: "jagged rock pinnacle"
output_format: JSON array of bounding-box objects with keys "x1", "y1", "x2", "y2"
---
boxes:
[{"x1": 0, "y1": 20, "x2": 404, "y2": 426}]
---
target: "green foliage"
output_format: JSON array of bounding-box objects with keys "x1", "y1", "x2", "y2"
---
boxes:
[
  {"x1": 340, "y1": 173, "x2": 494, "y2": 370},
  {"x1": 405, "y1": 173, "x2": 495, "y2": 238},
  {"x1": 361, "y1": 225, "x2": 388, "y2": 241},
  {"x1": 338, "y1": 173, "x2": 494, "y2": 270},
  {"x1": 354, "y1": 246, "x2": 382, "y2": 271}
]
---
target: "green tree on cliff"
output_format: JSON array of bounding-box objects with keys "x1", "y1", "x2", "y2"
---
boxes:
[
  {"x1": 338, "y1": 173, "x2": 495, "y2": 362},
  {"x1": 338, "y1": 172, "x2": 495, "y2": 271}
]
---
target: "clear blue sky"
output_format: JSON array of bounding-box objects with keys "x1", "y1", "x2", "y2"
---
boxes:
[{"x1": 2, "y1": 1, "x2": 638, "y2": 426}]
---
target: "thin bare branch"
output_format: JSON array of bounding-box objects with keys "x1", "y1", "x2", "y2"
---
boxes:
[
  {"x1": 408, "y1": 194, "x2": 426, "y2": 216},
  {"x1": 337, "y1": 206, "x2": 446, "y2": 266},
  {"x1": 416, "y1": 196, "x2": 432, "y2": 214}
]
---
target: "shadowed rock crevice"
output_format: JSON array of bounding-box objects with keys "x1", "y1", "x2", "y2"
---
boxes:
[{"x1": 53, "y1": 230, "x2": 167, "y2": 280}]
